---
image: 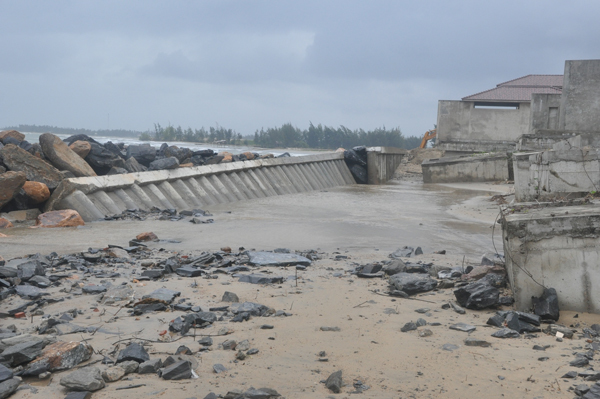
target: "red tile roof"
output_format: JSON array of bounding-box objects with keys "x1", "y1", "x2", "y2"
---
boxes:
[{"x1": 462, "y1": 74, "x2": 563, "y2": 102}]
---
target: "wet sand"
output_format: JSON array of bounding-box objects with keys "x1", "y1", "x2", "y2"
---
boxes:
[{"x1": 3, "y1": 181, "x2": 593, "y2": 399}]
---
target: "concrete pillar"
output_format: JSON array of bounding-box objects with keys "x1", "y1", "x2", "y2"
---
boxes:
[
  {"x1": 323, "y1": 161, "x2": 345, "y2": 186},
  {"x1": 171, "y1": 180, "x2": 203, "y2": 208},
  {"x1": 87, "y1": 192, "x2": 111, "y2": 216},
  {"x1": 310, "y1": 163, "x2": 331, "y2": 187},
  {"x1": 298, "y1": 163, "x2": 323, "y2": 190},
  {"x1": 218, "y1": 173, "x2": 247, "y2": 201},
  {"x1": 275, "y1": 165, "x2": 298, "y2": 194},
  {"x1": 114, "y1": 188, "x2": 139, "y2": 210},
  {"x1": 158, "y1": 181, "x2": 189, "y2": 209},
  {"x1": 230, "y1": 172, "x2": 257, "y2": 199},
  {"x1": 59, "y1": 190, "x2": 105, "y2": 221},
  {"x1": 93, "y1": 190, "x2": 123, "y2": 215},
  {"x1": 258, "y1": 168, "x2": 286, "y2": 195},
  {"x1": 145, "y1": 183, "x2": 176, "y2": 209},
  {"x1": 198, "y1": 176, "x2": 228, "y2": 204},
  {"x1": 185, "y1": 177, "x2": 216, "y2": 206},
  {"x1": 208, "y1": 175, "x2": 237, "y2": 202},
  {"x1": 238, "y1": 171, "x2": 266, "y2": 198},
  {"x1": 267, "y1": 167, "x2": 292, "y2": 194},
  {"x1": 130, "y1": 184, "x2": 156, "y2": 210},
  {"x1": 285, "y1": 164, "x2": 310, "y2": 192},
  {"x1": 248, "y1": 169, "x2": 277, "y2": 197}
]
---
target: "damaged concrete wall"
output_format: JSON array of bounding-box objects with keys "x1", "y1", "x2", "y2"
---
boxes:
[
  {"x1": 529, "y1": 93, "x2": 562, "y2": 133},
  {"x1": 560, "y1": 60, "x2": 600, "y2": 131},
  {"x1": 502, "y1": 204, "x2": 600, "y2": 313},
  {"x1": 421, "y1": 153, "x2": 510, "y2": 183},
  {"x1": 436, "y1": 100, "x2": 528, "y2": 152},
  {"x1": 513, "y1": 146, "x2": 600, "y2": 202},
  {"x1": 366, "y1": 147, "x2": 407, "y2": 184}
]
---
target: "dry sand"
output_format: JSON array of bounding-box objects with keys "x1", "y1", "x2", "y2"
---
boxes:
[{"x1": 2, "y1": 179, "x2": 597, "y2": 399}]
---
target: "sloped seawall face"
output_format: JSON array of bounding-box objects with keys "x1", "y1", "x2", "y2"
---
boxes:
[{"x1": 45, "y1": 152, "x2": 356, "y2": 221}]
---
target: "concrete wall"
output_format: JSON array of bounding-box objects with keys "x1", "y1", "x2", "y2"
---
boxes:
[
  {"x1": 529, "y1": 93, "x2": 562, "y2": 133},
  {"x1": 502, "y1": 204, "x2": 600, "y2": 313},
  {"x1": 436, "y1": 100, "x2": 530, "y2": 152},
  {"x1": 46, "y1": 152, "x2": 356, "y2": 221},
  {"x1": 366, "y1": 147, "x2": 407, "y2": 184},
  {"x1": 560, "y1": 60, "x2": 600, "y2": 131},
  {"x1": 513, "y1": 148, "x2": 600, "y2": 202},
  {"x1": 421, "y1": 154, "x2": 509, "y2": 183}
]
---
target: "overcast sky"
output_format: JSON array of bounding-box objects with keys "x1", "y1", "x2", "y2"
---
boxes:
[{"x1": 1, "y1": 1, "x2": 599, "y2": 138}]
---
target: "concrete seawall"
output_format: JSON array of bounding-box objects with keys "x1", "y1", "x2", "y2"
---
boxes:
[{"x1": 45, "y1": 152, "x2": 356, "y2": 221}]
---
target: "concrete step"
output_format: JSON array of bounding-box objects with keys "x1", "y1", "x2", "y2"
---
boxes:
[{"x1": 46, "y1": 152, "x2": 356, "y2": 221}]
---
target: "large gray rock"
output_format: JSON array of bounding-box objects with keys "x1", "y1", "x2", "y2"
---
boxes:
[
  {"x1": 532, "y1": 287, "x2": 560, "y2": 322},
  {"x1": 138, "y1": 358, "x2": 162, "y2": 374},
  {"x1": 124, "y1": 156, "x2": 147, "y2": 173},
  {"x1": 0, "y1": 378, "x2": 20, "y2": 399},
  {"x1": 0, "y1": 170, "x2": 27, "y2": 210},
  {"x1": 454, "y1": 280, "x2": 500, "y2": 310},
  {"x1": 388, "y1": 273, "x2": 437, "y2": 295},
  {"x1": 247, "y1": 251, "x2": 312, "y2": 267},
  {"x1": 39, "y1": 133, "x2": 96, "y2": 177},
  {"x1": 27, "y1": 341, "x2": 93, "y2": 372},
  {"x1": 142, "y1": 288, "x2": 180, "y2": 303},
  {"x1": 159, "y1": 360, "x2": 192, "y2": 380},
  {"x1": 16, "y1": 259, "x2": 45, "y2": 281},
  {"x1": 0, "y1": 145, "x2": 63, "y2": 190},
  {"x1": 325, "y1": 370, "x2": 343, "y2": 393},
  {"x1": 0, "y1": 364, "x2": 13, "y2": 383},
  {"x1": 1, "y1": 340, "x2": 45, "y2": 366},
  {"x1": 85, "y1": 143, "x2": 126, "y2": 175},
  {"x1": 60, "y1": 367, "x2": 105, "y2": 391},
  {"x1": 231, "y1": 302, "x2": 270, "y2": 316},
  {"x1": 126, "y1": 144, "x2": 156, "y2": 167},
  {"x1": 148, "y1": 157, "x2": 179, "y2": 171},
  {"x1": 117, "y1": 342, "x2": 150, "y2": 364}
]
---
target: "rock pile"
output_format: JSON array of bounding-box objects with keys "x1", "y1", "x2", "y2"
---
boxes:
[{"x1": 0, "y1": 130, "x2": 281, "y2": 215}]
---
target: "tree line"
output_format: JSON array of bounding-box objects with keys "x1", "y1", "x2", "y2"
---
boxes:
[
  {"x1": 145, "y1": 122, "x2": 421, "y2": 150},
  {"x1": 2, "y1": 124, "x2": 143, "y2": 138}
]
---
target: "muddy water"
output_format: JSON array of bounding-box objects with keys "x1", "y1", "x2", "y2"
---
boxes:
[{"x1": 1, "y1": 181, "x2": 506, "y2": 259}]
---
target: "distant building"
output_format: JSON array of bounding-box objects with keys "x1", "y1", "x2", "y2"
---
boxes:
[{"x1": 436, "y1": 75, "x2": 563, "y2": 154}]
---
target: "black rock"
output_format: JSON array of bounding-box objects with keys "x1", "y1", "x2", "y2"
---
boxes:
[
  {"x1": 203, "y1": 393, "x2": 218, "y2": 399},
  {"x1": 15, "y1": 259, "x2": 44, "y2": 281},
  {"x1": 570, "y1": 357, "x2": 590, "y2": 368},
  {"x1": 198, "y1": 337, "x2": 213, "y2": 346},
  {"x1": 175, "y1": 266, "x2": 204, "y2": 277},
  {"x1": 401, "y1": 322, "x2": 417, "y2": 332},
  {"x1": 454, "y1": 280, "x2": 499, "y2": 310},
  {"x1": 561, "y1": 370, "x2": 577, "y2": 379},
  {"x1": 82, "y1": 285, "x2": 107, "y2": 294},
  {"x1": 142, "y1": 288, "x2": 180, "y2": 303},
  {"x1": 325, "y1": 370, "x2": 343, "y2": 393},
  {"x1": 532, "y1": 288, "x2": 560, "y2": 322},
  {"x1": 584, "y1": 382, "x2": 600, "y2": 399},
  {"x1": 343, "y1": 149, "x2": 366, "y2": 166},
  {"x1": 126, "y1": 144, "x2": 156, "y2": 167},
  {"x1": 222, "y1": 291, "x2": 239, "y2": 303},
  {"x1": 390, "y1": 246, "x2": 414, "y2": 259},
  {"x1": 491, "y1": 328, "x2": 520, "y2": 339},
  {"x1": 0, "y1": 378, "x2": 20, "y2": 399},
  {"x1": 0, "y1": 364, "x2": 13, "y2": 383},
  {"x1": 160, "y1": 360, "x2": 192, "y2": 380},
  {"x1": 247, "y1": 251, "x2": 311, "y2": 267},
  {"x1": 138, "y1": 358, "x2": 162, "y2": 374},
  {"x1": 504, "y1": 312, "x2": 540, "y2": 334},
  {"x1": 360, "y1": 264, "x2": 382, "y2": 274},
  {"x1": 213, "y1": 364, "x2": 227, "y2": 374},
  {"x1": 133, "y1": 303, "x2": 167, "y2": 315},
  {"x1": 65, "y1": 391, "x2": 93, "y2": 399},
  {"x1": 107, "y1": 166, "x2": 128, "y2": 175},
  {"x1": 148, "y1": 157, "x2": 179, "y2": 171},
  {"x1": 232, "y1": 312, "x2": 251, "y2": 322},
  {"x1": 117, "y1": 342, "x2": 150, "y2": 364},
  {"x1": 389, "y1": 273, "x2": 437, "y2": 295},
  {"x1": 231, "y1": 301, "x2": 269, "y2": 316},
  {"x1": 349, "y1": 164, "x2": 367, "y2": 184},
  {"x1": 1, "y1": 340, "x2": 45, "y2": 366},
  {"x1": 141, "y1": 269, "x2": 164, "y2": 279},
  {"x1": 238, "y1": 274, "x2": 284, "y2": 285},
  {"x1": 85, "y1": 142, "x2": 126, "y2": 175},
  {"x1": 449, "y1": 323, "x2": 476, "y2": 333},
  {"x1": 63, "y1": 134, "x2": 101, "y2": 146},
  {"x1": 15, "y1": 285, "x2": 45, "y2": 299}
]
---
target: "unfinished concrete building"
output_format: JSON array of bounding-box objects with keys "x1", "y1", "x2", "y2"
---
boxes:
[
  {"x1": 503, "y1": 59, "x2": 600, "y2": 314},
  {"x1": 436, "y1": 75, "x2": 563, "y2": 155}
]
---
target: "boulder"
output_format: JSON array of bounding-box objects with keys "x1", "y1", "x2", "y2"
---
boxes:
[
  {"x1": 389, "y1": 272, "x2": 438, "y2": 295},
  {"x1": 20, "y1": 181, "x2": 50, "y2": 204},
  {"x1": 159, "y1": 360, "x2": 192, "y2": 380},
  {"x1": 138, "y1": 358, "x2": 162, "y2": 374},
  {"x1": 68, "y1": 141, "x2": 92, "y2": 158},
  {"x1": 126, "y1": 144, "x2": 156, "y2": 167},
  {"x1": 532, "y1": 288, "x2": 560, "y2": 322},
  {"x1": 107, "y1": 167, "x2": 128, "y2": 175},
  {"x1": 35, "y1": 210, "x2": 85, "y2": 228},
  {"x1": 39, "y1": 133, "x2": 96, "y2": 177},
  {"x1": 84, "y1": 143, "x2": 126, "y2": 175},
  {"x1": 124, "y1": 156, "x2": 147, "y2": 173},
  {"x1": 0, "y1": 378, "x2": 20, "y2": 399},
  {"x1": 116, "y1": 342, "x2": 150, "y2": 363},
  {"x1": 0, "y1": 130, "x2": 25, "y2": 143},
  {"x1": 242, "y1": 152, "x2": 255, "y2": 160},
  {"x1": 0, "y1": 340, "x2": 45, "y2": 366},
  {"x1": 325, "y1": 370, "x2": 343, "y2": 393},
  {"x1": 454, "y1": 280, "x2": 500, "y2": 310},
  {"x1": 148, "y1": 157, "x2": 179, "y2": 171},
  {"x1": 136, "y1": 232, "x2": 157, "y2": 241},
  {"x1": 27, "y1": 341, "x2": 93, "y2": 372},
  {"x1": 0, "y1": 171, "x2": 27, "y2": 210},
  {"x1": 0, "y1": 144, "x2": 63, "y2": 190},
  {"x1": 0, "y1": 218, "x2": 12, "y2": 229},
  {"x1": 62, "y1": 134, "x2": 101, "y2": 146},
  {"x1": 222, "y1": 291, "x2": 239, "y2": 303},
  {"x1": 60, "y1": 367, "x2": 105, "y2": 392},
  {"x1": 349, "y1": 164, "x2": 367, "y2": 184}
]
